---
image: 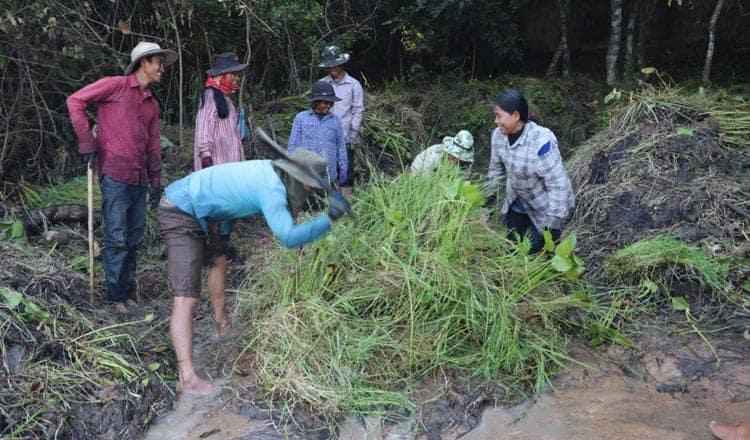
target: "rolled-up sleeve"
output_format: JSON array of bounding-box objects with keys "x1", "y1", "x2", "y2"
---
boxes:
[{"x1": 66, "y1": 77, "x2": 121, "y2": 153}]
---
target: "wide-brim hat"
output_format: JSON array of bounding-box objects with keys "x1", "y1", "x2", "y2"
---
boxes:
[
  {"x1": 309, "y1": 81, "x2": 341, "y2": 102},
  {"x1": 125, "y1": 41, "x2": 177, "y2": 75},
  {"x1": 273, "y1": 150, "x2": 328, "y2": 189},
  {"x1": 318, "y1": 45, "x2": 351, "y2": 68},
  {"x1": 206, "y1": 52, "x2": 248, "y2": 76},
  {"x1": 442, "y1": 130, "x2": 475, "y2": 163},
  {"x1": 319, "y1": 53, "x2": 350, "y2": 68}
]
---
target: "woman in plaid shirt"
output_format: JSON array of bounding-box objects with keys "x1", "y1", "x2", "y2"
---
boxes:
[{"x1": 486, "y1": 90, "x2": 575, "y2": 253}]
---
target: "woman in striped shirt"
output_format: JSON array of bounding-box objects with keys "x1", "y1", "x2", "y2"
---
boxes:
[{"x1": 194, "y1": 52, "x2": 248, "y2": 170}]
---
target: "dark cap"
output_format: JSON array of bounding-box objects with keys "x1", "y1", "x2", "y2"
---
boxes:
[{"x1": 309, "y1": 81, "x2": 341, "y2": 102}]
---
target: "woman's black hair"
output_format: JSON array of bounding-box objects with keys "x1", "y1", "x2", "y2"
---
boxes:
[
  {"x1": 491, "y1": 89, "x2": 529, "y2": 123},
  {"x1": 196, "y1": 87, "x2": 229, "y2": 119}
]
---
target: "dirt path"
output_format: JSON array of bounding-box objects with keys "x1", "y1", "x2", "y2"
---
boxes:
[{"x1": 142, "y1": 322, "x2": 748, "y2": 439}]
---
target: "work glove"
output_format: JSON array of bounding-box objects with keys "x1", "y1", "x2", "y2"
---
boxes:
[
  {"x1": 201, "y1": 155, "x2": 213, "y2": 169},
  {"x1": 149, "y1": 187, "x2": 160, "y2": 210},
  {"x1": 327, "y1": 192, "x2": 351, "y2": 222},
  {"x1": 82, "y1": 152, "x2": 96, "y2": 167}
]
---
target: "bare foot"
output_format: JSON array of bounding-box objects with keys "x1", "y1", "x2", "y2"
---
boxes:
[
  {"x1": 215, "y1": 319, "x2": 235, "y2": 340},
  {"x1": 180, "y1": 374, "x2": 218, "y2": 396},
  {"x1": 114, "y1": 302, "x2": 128, "y2": 314},
  {"x1": 710, "y1": 421, "x2": 750, "y2": 440}
]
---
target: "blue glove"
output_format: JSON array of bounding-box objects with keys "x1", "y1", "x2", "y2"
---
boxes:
[{"x1": 328, "y1": 192, "x2": 351, "y2": 222}]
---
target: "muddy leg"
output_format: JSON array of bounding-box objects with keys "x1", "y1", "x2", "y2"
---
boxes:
[
  {"x1": 710, "y1": 421, "x2": 750, "y2": 440},
  {"x1": 170, "y1": 297, "x2": 216, "y2": 395},
  {"x1": 207, "y1": 255, "x2": 231, "y2": 337}
]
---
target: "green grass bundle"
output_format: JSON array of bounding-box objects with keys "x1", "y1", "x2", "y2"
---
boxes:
[
  {"x1": 236, "y1": 164, "x2": 618, "y2": 420},
  {"x1": 604, "y1": 235, "x2": 730, "y2": 294}
]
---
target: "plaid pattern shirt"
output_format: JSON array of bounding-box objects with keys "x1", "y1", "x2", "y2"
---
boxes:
[
  {"x1": 487, "y1": 121, "x2": 574, "y2": 231},
  {"x1": 287, "y1": 110, "x2": 348, "y2": 183},
  {"x1": 66, "y1": 74, "x2": 161, "y2": 188}
]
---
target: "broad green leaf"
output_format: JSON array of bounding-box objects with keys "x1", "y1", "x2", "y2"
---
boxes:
[
  {"x1": 542, "y1": 230, "x2": 555, "y2": 253},
  {"x1": 143, "y1": 313, "x2": 155, "y2": 324},
  {"x1": 458, "y1": 182, "x2": 484, "y2": 208},
  {"x1": 551, "y1": 255, "x2": 572, "y2": 272},
  {"x1": 676, "y1": 127, "x2": 694, "y2": 137},
  {"x1": 24, "y1": 301, "x2": 50, "y2": 321},
  {"x1": 671, "y1": 296, "x2": 690, "y2": 311},
  {"x1": 10, "y1": 220, "x2": 25, "y2": 240},
  {"x1": 641, "y1": 67, "x2": 657, "y2": 75},
  {"x1": 147, "y1": 362, "x2": 160, "y2": 372},
  {"x1": 555, "y1": 236, "x2": 573, "y2": 258},
  {"x1": 2, "y1": 288, "x2": 23, "y2": 309},
  {"x1": 141, "y1": 378, "x2": 150, "y2": 387}
]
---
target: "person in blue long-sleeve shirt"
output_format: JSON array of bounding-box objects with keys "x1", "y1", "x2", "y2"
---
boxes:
[
  {"x1": 287, "y1": 81, "x2": 348, "y2": 186},
  {"x1": 158, "y1": 149, "x2": 351, "y2": 395}
]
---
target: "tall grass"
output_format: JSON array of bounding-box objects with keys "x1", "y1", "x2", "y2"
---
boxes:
[{"x1": 236, "y1": 164, "x2": 624, "y2": 422}]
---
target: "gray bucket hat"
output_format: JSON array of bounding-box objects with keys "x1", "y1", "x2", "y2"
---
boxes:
[
  {"x1": 125, "y1": 41, "x2": 177, "y2": 75},
  {"x1": 442, "y1": 130, "x2": 474, "y2": 163},
  {"x1": 206, "y1": 52, "x2": 248, "y2": 76},
  {"x1": 318, "y1": 45, "x2": 351, "y2": 68},
  {"x1": 273, "y1": 150, "x2": 328, "y2": 189}
]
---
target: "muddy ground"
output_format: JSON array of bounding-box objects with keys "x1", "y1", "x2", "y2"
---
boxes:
[{"x1": 141, "y1": 285, "x2": 750, "y2": 439}]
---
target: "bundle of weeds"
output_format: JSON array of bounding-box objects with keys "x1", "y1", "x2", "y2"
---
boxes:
[
  {"x1": 0, "y1": 242, "x2": 174, "y2": 438},
  {"x1": 604, "y1": 235, "x2": 731, "y2": 297},
  {"x1": 567, "y1": 83, "x2": 749, "y2": 269},
  {"x1": 236, "y1": 164, "x2": 626, "y2": 424}
]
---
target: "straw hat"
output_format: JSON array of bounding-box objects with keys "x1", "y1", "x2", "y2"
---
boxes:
[{"x1": 125, "y1": 41, "x2": 177, "y2": 75}]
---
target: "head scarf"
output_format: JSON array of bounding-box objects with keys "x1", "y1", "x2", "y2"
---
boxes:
[{"x1": 205, "y1": 74, "x2": 239, "y2": 96}]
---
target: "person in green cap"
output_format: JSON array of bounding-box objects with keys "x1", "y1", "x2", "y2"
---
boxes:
[{"x1": 410, "y1": 130, "x2": 474, "y2": 175}]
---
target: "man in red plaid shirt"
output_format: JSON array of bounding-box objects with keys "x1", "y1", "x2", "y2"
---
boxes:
[{"x1": 66, "y1": 41, "x2": 176, "y2": 313}]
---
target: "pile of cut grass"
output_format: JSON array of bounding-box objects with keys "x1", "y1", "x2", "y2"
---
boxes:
[{"x1": 235, "y1": 164, "x2": 626, "y2": 423}]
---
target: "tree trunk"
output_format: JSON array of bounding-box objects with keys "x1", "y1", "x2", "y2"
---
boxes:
[
  {"x1": 624, "y1": 0, "x2": 637, "y2": 76},
  {"x1": 166, "y1": 1, "x2": 184, "y2": 151},
  {"x1": 546, "y1": 0, "x2": 570, "y2": 77},
  {"x1": 703, "y1": 0, "x2": 726, "y2": 81},
  {"x1": 561, "y1": 0, "x2": 570, "y2": 76},
  {"x1": 606, "y1": 0, "x2": 624, "y2": 86}
]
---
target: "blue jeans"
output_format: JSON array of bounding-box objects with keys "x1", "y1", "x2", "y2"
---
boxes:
[{"x1": 101, "y1": 176, "x2": 146, "y2": 302}]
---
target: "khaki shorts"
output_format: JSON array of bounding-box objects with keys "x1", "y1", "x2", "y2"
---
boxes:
[{"x1": 158, "y1": 198, "x2": 227, "y2": 298}]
